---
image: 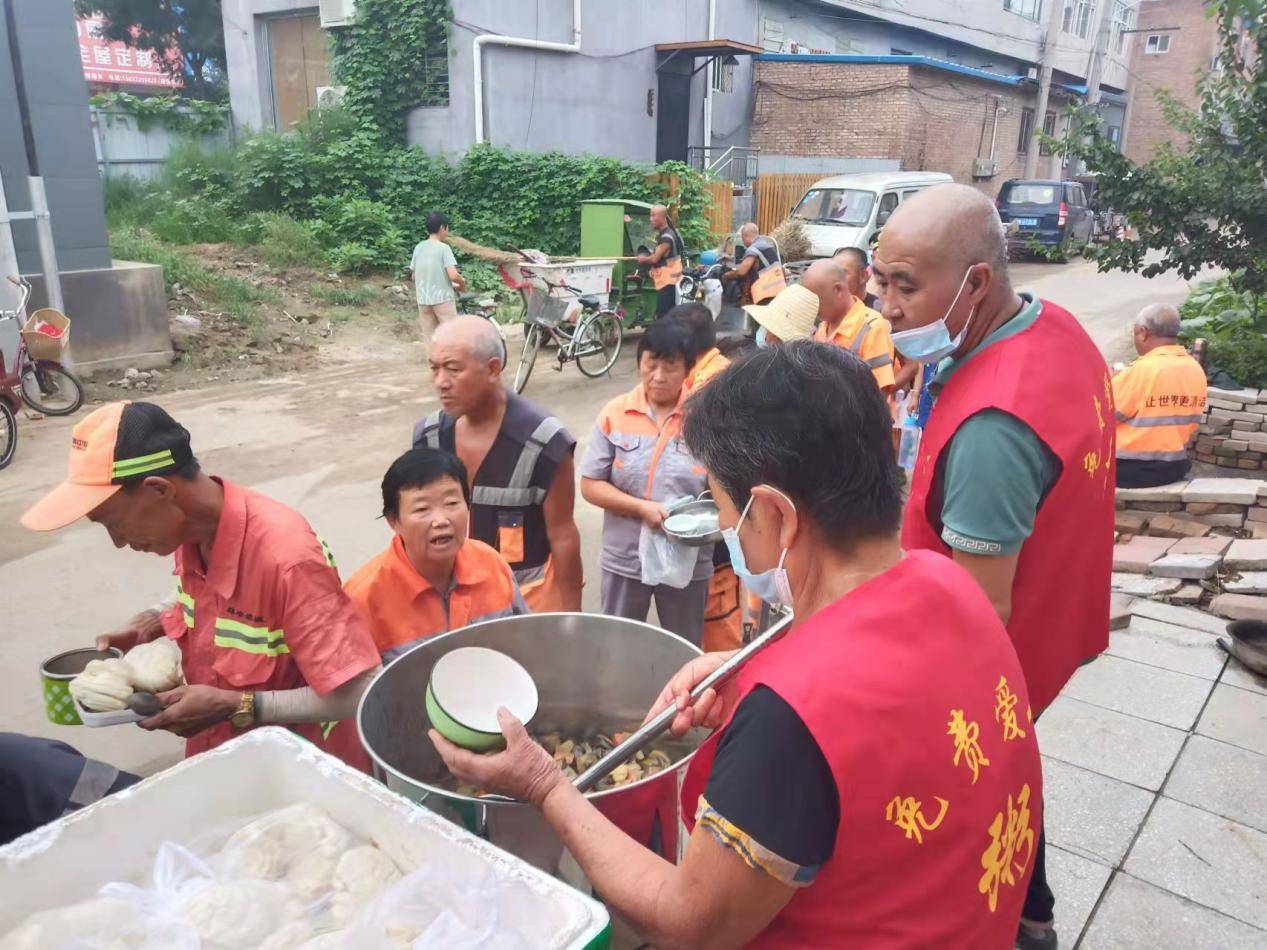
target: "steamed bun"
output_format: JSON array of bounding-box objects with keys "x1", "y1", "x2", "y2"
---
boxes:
[
  {"x1": 123, "y1": 637, "x2": 183, "y2": 692},
  {"x1": 68, "y1": 658, "x2": 134, "y2": 712}
]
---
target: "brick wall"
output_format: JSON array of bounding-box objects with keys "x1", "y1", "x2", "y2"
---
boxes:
[
  {"x1": 751, "y1": 60, "x2": 1052, "y2": 196},
  {"x1": 1123, "y1": 0, "x2": 1217, "y2": 164}
]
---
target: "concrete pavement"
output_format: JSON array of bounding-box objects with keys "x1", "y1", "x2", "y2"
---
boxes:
[{"x1": 3, "y1": 258, "x2": 1260, "y2": 947}]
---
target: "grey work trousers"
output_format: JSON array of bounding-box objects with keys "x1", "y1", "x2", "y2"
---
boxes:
[{"x1": 600, "y1": 570, "x2": 709, "y2": 645}]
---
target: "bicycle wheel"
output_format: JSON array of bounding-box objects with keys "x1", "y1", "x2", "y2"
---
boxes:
[
  {"x1": 0, "y1": 400, "x2": 15, "y2": 469},
  {"x1": 574, "y1": 309, "x2": 623, "y2": 378},
  {"x1": 20, "y1": 362, "x2": 85, "y2": 416},
  {"x1": 514, "y1": 324, "x2": 542, "y2": 394}
]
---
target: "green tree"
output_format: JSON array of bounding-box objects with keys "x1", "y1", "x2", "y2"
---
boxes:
[
  {"x1": 74, "y1": 0, "x2": 226, "y2": 99},
  {"x1": 1058, "y1": 0, "x2": 1267, "y2": 307}
]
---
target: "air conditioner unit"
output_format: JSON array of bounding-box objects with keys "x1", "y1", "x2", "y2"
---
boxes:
[
  {"x1": 319, "y1": 0, "x2": 356, "y2": 28},
  {"x1": 316, "y1": 85, "x2": 346, "y2": 108},
  {"x1": 972, "y1": 157, "x2": 999, "y2": 179}
]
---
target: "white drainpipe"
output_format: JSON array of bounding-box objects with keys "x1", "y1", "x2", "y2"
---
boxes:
[
  {"x1": 702, "y1": 0, "x2": 716, "y2": 152},
  {"x1": 473, "y1": 0, "x2": 582, "y2": 144}
]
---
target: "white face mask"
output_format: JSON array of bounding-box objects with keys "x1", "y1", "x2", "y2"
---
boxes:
[
  {"x1": 721, "y1": 487, "x2": 795, "y2": 606},
  {"x1": 890, "y1": 267, "x2": 978, "y2": 363}
]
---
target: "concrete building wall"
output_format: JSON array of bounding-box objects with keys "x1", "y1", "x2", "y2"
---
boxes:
[
  {"x1": 751, "y1": 59, "x2": 1065, "y2": 196},
  {"x1": 1123, "y1": 0, "x2": 1216, "y2": 163},
  {"x1": 407, "y1": 0, "x2": 758, "y2": 162}
]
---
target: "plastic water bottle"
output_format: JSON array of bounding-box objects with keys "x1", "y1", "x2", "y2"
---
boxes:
[{"x1": 897, "y1": 414, "x2": 922, "y2": 472}]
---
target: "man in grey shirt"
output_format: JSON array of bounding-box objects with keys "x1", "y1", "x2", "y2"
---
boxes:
[{"x1": 410, "y1": 211, "x2": 466, "y2": 348}]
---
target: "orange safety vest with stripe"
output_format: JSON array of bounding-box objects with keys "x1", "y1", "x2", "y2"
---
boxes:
[
  {"x1": 344, "y1": 536, "x2": 526, "y2": 663},
  {"x1": 1111, "y1": 345, "x2": 1208, "y2": 462},
  {"x1": 650, "y1": 225, "x2": 685, "y2": 290},
  {"x1": 686, "y1": 347, "x2": 731, "y2": 391},
  {"x1": 813, "y1": 298, "x2": 896, "y2": 390}
]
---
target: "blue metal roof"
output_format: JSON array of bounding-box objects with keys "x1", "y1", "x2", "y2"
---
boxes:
[{"x1": 755, "y1": 53, "x2": 1028, "y2": 88}]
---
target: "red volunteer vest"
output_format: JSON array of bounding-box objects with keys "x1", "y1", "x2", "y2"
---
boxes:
[
  {"x1": 903, "y1": 300, "x2": 1114, "y2": 713},
  {"x1": 682, "y1": 552, "x2": 1043, "y2": 948}
]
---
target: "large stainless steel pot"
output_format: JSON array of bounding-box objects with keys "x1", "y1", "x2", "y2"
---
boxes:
[{"x1": 357, "y1": 612, "x2": 706, "y2": 879}]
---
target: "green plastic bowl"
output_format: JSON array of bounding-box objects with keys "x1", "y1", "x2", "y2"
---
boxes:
[
  {"x1": 426, "y1": 682, "x2": 507, "y2": 752},
  {"x1": 40, "y1": 647, "x2": 123, "y2": 726}
]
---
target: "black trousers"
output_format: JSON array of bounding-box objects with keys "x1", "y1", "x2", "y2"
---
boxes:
[
  {"x1": 1022, "y1": 824, "x2": 1054, "y2": 922},
  {"x1": 0, "y1": 733, "x2": 140, "y2": 846},
  {"x1": 655, "y1": 286, "x2": 677, "y2": 318},
  {"x1": 1116, "y1": 457, "x2": 1191, "y2": 488}
]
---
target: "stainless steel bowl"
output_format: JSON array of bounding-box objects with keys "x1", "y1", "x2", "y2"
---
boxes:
[
  {"x1": 357, "y1": 612, "x2": 706, "y2": 877},
  {"x1": 662, "y1": 498, "x2": 723, "y2": 547}
]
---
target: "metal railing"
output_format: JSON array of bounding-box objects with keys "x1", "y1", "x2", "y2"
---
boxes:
[{"x1": 686, "y1": 145, "x2": 760, "y2": 190}]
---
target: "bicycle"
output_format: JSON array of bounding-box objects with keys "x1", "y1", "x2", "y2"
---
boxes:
[
  {"x1": 1, "y1": 276, "x2": 84, "y2": 418},
  {"x1": 512, "y1": 280, "x2": 622, "y2": 395},
  {"x1": 456, "y1": 291, "x2": 509, "y2": 367}
]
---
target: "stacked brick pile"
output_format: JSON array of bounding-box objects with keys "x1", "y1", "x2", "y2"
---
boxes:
[
  {"x1": 1194, "y1": 386, "x2": 1267, "y2": 470},
  {"x1": 1113, "y1": 477, "x2": 1267, "y2": 621}
]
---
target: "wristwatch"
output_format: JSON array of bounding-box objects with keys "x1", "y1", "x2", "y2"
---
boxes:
[{"x1": 229, "y1": 691, "x2": 256, "y2": 729}]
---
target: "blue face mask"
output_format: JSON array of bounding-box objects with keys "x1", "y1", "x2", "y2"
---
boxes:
[
  {"x1": 755, "y1": 325, "x2": 771, "y2": 349},
  {"x1": 722, "y1": 488, "x2": 795, "y2": 606},
  {"x1": 890, "y1": 267, "x2": 977, "y2": 363}
]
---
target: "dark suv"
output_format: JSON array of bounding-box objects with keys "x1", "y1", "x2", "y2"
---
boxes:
[{"x1": 996, "y1": 179, "x2": 1095, "y2": 260}]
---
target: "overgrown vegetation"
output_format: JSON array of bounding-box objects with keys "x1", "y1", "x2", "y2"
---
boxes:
[
  {"x1": 90, "y1": 92, "x2": 228, "y2": 136},
  {"x1": 107, "y1": 109, "x2": 716, "y2": 286},
  {"x1": 1180, "y1": 277, "x2": 1267, "y2": 388},
  {"x1": 329, "y1": 0, "x2": 453, "y2": 143}
]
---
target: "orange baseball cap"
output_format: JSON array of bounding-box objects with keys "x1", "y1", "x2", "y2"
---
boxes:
[{"x1": 21, "y1": 401, "x2": 194, "y2": 531}]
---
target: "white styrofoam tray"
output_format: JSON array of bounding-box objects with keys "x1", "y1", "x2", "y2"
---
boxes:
[
  {"x1": 0, "y1": 727, "x2": 611, "y2": 948},
  {"x1": 71, "y1": 694, "x2": 144, "y2": 727}
]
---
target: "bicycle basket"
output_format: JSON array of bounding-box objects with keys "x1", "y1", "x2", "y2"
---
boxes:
[
  {"x1": 21, "y1": 309, "x2": 71, "y2": 360},
  {"x1": 525, "y1": 288, "x2": 568, "y2": 328}
]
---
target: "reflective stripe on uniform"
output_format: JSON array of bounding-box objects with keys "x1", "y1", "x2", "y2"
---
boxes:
[
  {"x1": 320, "y1": 721, "x2": 338, "y2": 740},
  {"x1": 1121, "y1": 413, "x2": 1203, "y2": 427},
  {"x1": 214, "y1": 617, "x2": 289, "y2": 656},
  {"x1": 64, "y1": 757, "x2": 121, "y2": 812},
  {"x1": 865, "y1": 353, "x2": 893, "y2": 368},
  {"x1": 177, "y1": 581, "x2": 195, "y2": 628},
  {"x1": 847, "y1": 322, "x2": 869, "y2": 355},
  {"x1": 471, "y1": 485, "x2": 548, "y2": 507},
  {"x1": 1117, "y1": 448, "x2": 1191, "y2": 461},
  {"x1": 421, "y1": 410, "x2": 442, "y2": 449},
  {"x1": 506, "y1": 416, "x2": 565, "y2": 491}
]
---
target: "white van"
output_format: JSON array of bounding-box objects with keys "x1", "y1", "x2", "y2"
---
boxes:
[{"x1": 789, "y1": 171, "x2": 954, "y2": 258}]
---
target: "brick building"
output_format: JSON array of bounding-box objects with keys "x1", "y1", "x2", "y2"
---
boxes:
[
  {"x1": 1123, "y1": 0, "x2": 1219, "y2": 163},
  {"x1": 752, "y1": 56, "x2": 1080, "y2": 195}
]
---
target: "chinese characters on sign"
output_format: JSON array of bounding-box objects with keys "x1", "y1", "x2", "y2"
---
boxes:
[
  {"x1": 993, "y1": 676, "x2": 1027, "y2": 741},
  {"x1": 77, "y1": 17, "x2": 180, "y2": 88},
  {"x1": 947, "y1": 709, "x2": 990, "y2": 785},
  {"x1": 978, "y1": 782, "x2": 1037, "y2": 912},
  {"x1": 886, "y1": 794, "x2": 949, "y2": 844}
]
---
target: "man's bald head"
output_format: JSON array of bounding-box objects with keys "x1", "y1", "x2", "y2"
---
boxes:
[
  {"x1": 431, "y1": 314, "x2": 504, "y2": 364},
  {"x1": 739, "y1": 222, "x2": 759, "y2": 245},
  {"x1": 800, "y1": 259, "x2": 853, "y2": 323},
  {"x1": 881, "y1": 184, "x2": 1009, "y2": 273},
  {"x1": 650, "y1": 204, "x2": 669, "y2": 229}
]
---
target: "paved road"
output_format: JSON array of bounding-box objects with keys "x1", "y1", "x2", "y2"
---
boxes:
[{"x1": 0, "y1": 258, "x2": 1204, "y2": 775}]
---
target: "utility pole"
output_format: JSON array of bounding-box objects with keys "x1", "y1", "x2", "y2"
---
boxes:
[
  {"x1": 1024, "y1": 0, "x2": 1064, "y2": 178},
  {"x1": 1078, "y1": 0, "x2": 1117, "y2": 176}
]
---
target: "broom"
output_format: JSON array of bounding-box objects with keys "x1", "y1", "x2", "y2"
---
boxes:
[
  {"x1": 447, "y1": 234, "x2": 524, "y2": 265},
  {"x1": 771, "y1": 216, "x2": 811, "y2": 262}
]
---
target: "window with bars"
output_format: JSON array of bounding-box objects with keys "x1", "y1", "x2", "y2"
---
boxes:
[
  {"x1": 1062, "y1": 0, "x2": 1093, "y2": 39},
  {"x1": 711, "y1": 57, "x2": 734, "y2": 94},
  {"x1": 1039, "y1": 110, "x2": 1057, "y2": 156},
  {"x1": 1017, "y1": 107, "x2": 1035, "y2": 152},
  {"x1": 1112, "y1": 1, "x2": 1134, "y2": 54},
  {"x1": 1145, "y1": 33, "x2": 1171, "y2": 54},
  {"x1": 1003, "y1": 0, "x2": 1040, "y2": 20}
]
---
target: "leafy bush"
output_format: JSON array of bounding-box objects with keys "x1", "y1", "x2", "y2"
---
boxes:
[
  {"x1": 102, "y1": 175, "x2": 160, "y2": 229},
  {"x1": 310, "y1": 197, "x2": 406, "y2": 272},
  {"x1": 163, "y1": 141, "x2": 240, "y2": 201},
  {"x1": 327, "y1": 242, "x2": 379, "y2": 275},
  {"x1": 256, "y1": 213, "x2": 325, "y2": 269},
  {"x1": 149, "y1": 196, "x2": 245, "y2": 244},
  {"x1": 1179, "y1": 276, "x2": 1267, "y2": 388}
]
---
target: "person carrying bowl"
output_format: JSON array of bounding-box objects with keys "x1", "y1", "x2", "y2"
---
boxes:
[
  {"x1": 433, "y1": 342, "x2": 1042, "y2": 948},
  {"x1": 19, "y1": 402, "x2": 381, "y2": 769},
  {"x1": 345, "y1": 446, "x2": 529, "y2": 662},
  {"x1": 579, "y1": 320, "x2": 712, "y2": 643}
]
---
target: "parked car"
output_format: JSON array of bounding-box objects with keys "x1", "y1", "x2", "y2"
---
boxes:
[
  {"x1": 996, "y1": 179, "x2": 1095, "y2": 260},
  {"x1": 790, "y1": 171, "x2": 954, "y2": 257}
]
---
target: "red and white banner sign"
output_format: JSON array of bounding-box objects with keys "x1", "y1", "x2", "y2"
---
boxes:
[{"x1": 77, "y1": 17, "x2": 181, "y2": 88}]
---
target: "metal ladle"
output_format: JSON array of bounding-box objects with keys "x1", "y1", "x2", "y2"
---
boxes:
[{"x1": 572, "y1": 612, "x2": 795, "y2": 792}]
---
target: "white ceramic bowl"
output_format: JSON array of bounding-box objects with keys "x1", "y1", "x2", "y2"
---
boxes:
[
  {"x1": 428, "y1": 647, "x2": 539, "y2": 735},
  {"x1": 663, "y1": 513, "x2": 701, "y2": 535}
]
